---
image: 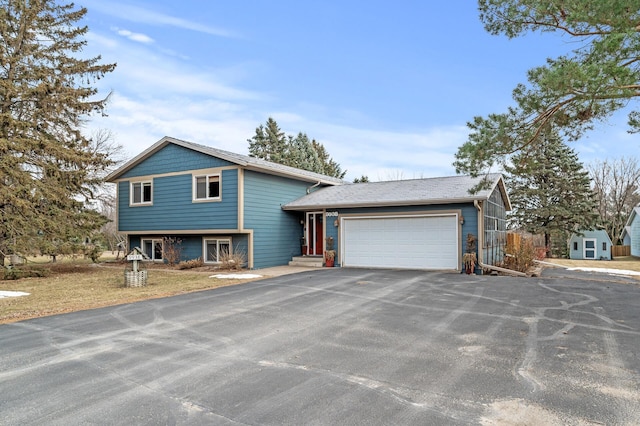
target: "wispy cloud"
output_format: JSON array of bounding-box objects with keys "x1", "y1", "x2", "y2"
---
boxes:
[
  {"x1": 85, "y1": 6, "x2": 464, "y2": 182},
  {"x1": 90, "y1": 2, "x2": 237, "y2": 38},
  {"x1": 90, "y1": 91, "x2": 464, "y2": 181},
  {"x1": 87, "y1": 29, "x2": 261, "y2": 102},
  {"x1": 112, "y1": 27, "x2": 154, "y2": 44}
]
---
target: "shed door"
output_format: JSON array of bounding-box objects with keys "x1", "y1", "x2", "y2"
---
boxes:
[
  {"x1": 583, "y1": 238, "x2": 596, "y2": 259},
  {"x1": 341, "y1": 214, "x2": 459, "y2": 269}
]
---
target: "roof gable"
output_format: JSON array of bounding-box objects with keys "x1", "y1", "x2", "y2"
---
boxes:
[
  {"x1": 106, "y1": 136, "x2": 345, "y2": 185},
  {"x1": 624, "y1": 206, "x2": 640, "y2": 227},
  {"x1": 283, "y1": 174, "x2": 510, "y2": 210},
  {"x1": 570, "y1": 229, "x2": 612, "y2": 243},
  {"x1": 621, "y1": 206, "x2": 640, "y2": 239},
  {"x1": 116, "y1": 143, "x2": 235, "y2": 179}
]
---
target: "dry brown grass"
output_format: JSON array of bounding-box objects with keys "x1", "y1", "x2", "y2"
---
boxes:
[
  {"x1": 0, "y1": 259, "x2": 259, "y2": 325},
  {"x1": 543, "y1": 256, "x2": 640, "y2": 274}
]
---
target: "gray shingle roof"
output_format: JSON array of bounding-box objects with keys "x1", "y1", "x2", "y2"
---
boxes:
[
  {"x1": 106, "y1": 136, "x2": 345, "y2": 185},
  {"x1": 282, "y1": 174, "x2": 510, "y2": 210}
]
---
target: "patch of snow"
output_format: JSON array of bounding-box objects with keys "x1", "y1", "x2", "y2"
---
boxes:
[
  {"x1": 567, "y1": 267, "x2": 640, "y2": 277},
  {"x1": 210, "y1": 274, "x2": 262, "y2": 279},
  {"x1": 0, "y1": 291, "x2": 30, "y2": 298}
]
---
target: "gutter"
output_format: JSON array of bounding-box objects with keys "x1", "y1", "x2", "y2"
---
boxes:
[{"x1": 283, "y1": 197, "x2": 484, "y2": 211}]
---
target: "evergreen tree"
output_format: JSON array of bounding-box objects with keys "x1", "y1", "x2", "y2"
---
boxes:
[
  {"x1": 0, "y1": 1, "x2": 116, "y2": 265},
  {"x1": 287, "y1": 133, "x2": 322, "y2": 173},
  {"x1": 247, "y1": 118, "x2": 346, "y2": 179},
  {"x1": 504, "y1": 129, "x2": 600, "y2": 257},
  {"x1": 455, "y1": 0, "x2": 640, "y2": 177},
  {"x1": 247, "y1": 117, "x2": 287, "y2": 163},
  {"x1": 311, "y1": 139, "x2": 346, "y2": 179}
]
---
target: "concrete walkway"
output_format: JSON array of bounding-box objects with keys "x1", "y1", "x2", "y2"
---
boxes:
[{"x1": 251, "y1": 264, "x2": 324, "y2": 277}]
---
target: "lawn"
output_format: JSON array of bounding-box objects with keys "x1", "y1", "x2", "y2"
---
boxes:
[
  {"x1": 543, "y1": 256, "x2": 640, "y2": 273},
  {"x1": 2, "y1": 254, "x2": 638, "y2": 325},
  {"x1": 0, "y1": 254, "x2": 259, "y2": 324}
]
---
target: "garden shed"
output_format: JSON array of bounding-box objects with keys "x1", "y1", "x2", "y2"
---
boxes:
[{"x1": 568, "y1": 229, "x2": 613, "y2": 260}]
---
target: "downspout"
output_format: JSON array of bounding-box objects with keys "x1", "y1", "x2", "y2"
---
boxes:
[
  {"x1": 474, "y1": 200, "x2": 483, "y2": 270},
  {"x1": 474, "y1": 199, "x2": 526, "y2": 277},
  {"x1": 307, "y1": 181, "x2": 321, "y2": 194}
]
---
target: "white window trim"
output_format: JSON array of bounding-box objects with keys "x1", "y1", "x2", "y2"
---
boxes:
[
  {"x1": 130, "y1": 180, "x2": 153, "y2": 206},
  {"x1": 583, "y1": 238, "x2": 597, "y2": 259},
  {"x1": 141, "y1": 238, "x2": 163, "y2": 261},
  {"x1": 203, "y1": 237, "x2": 232, "y2": 264},
  {"x1": 193, "y1": 173, "x2": 221, "y2": 202}
]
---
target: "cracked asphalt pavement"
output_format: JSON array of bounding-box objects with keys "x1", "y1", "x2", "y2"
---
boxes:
[{"x1": 1, "y1": 268, "x2": 639, "y2": 425}]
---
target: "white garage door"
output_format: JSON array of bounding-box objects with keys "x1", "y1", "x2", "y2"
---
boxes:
[{"x1": 341, "y1": 215, "x2": 459, "y2": 269}]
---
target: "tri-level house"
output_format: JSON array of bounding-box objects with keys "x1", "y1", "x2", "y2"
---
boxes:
[{"x1": 107, "y1": 136, "x2": 511, "y2": 272}]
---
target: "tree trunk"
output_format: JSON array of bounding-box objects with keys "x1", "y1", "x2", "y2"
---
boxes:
[
  {"x1": 544, "y1": 233, "x2": 551, "y2": 258},
  {"x1": 0, "y1": 236, "x2": 6, "y2": 267}
]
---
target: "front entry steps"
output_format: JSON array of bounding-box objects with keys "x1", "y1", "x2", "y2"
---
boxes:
[{"x1": 288, "y1": 256, "x2": 324, "y2": 268}]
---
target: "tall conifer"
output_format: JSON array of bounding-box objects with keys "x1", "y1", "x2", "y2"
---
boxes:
[
  {"x1": 0, "y1": 1, "x2": 116, "y2": 263},
  {"x1": 505, "y1": 129, "x2": 600, "y2": 256}
]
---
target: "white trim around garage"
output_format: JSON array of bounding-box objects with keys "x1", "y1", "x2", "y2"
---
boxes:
[{"x1": 339, "y1": 212, "x2": 460, "y2": 270}]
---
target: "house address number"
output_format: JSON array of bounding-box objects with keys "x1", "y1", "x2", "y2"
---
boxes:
[{"x1": 326, "y1": 211, "x2": 339, "y2": 217}]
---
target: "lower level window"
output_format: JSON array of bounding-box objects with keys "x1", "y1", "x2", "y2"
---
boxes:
[
  {"x1": 204, "y1": 238, "x2": 231, "y2": 263},
  {"x1": 142, "y1": 238, "x2": 163, "y2": 261}
]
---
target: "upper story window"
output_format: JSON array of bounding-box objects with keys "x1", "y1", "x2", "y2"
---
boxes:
[
  {"x1": 131, "y1": 181, "x2": 152, "y2": 205},
  {"x1": 193, "y1": 174, "x2": 221, "y2": 201}
]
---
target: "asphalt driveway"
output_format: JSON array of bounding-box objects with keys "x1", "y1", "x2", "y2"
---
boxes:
[{"x1": 1, "y1": 268, "x2": 639, "y2": 425}]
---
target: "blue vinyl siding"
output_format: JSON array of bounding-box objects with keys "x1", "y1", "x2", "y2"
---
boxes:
[
  {"x1": 129, "y1": 234, "x2": 250, "y2": 266},
  {"x1": 118, "y1": 169, "x2": 238, "y2": 232},
  {"x1": 120, "y1": 144, "x2": 234, "y2": 178},
  {"x1": 244, "y1": 170, "x2": 311, "y2": 268},
  {"x1": 631, "y1": 213, "x2": 640, "y2": 257}
]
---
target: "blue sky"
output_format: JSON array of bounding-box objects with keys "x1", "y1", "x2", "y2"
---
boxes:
[{"x1": 82, "y1": 1, "x2": 637, "y2": 181}]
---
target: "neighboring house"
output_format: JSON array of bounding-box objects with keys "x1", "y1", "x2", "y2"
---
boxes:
[
  {"x1": 568, "y1": 229, "x2": 613, "y2": 260},
  {"x1": 621, "y1": 206, "x2": 640, "y2": 257},
  {"x1": 107, "y1": 136, "x2": 511, "y2": 272}
]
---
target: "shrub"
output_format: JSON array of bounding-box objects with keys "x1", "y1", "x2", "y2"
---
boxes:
[
  {"x1": 84, "y1": 245, "x2": 102, "y2": 263},
  {"x1": 177, "y1": 257, "x2": 204, "y2": 270},
  {"x1": 503, "y1": 237, "x2": 545, "y2": 273},
  {"x1": 162, "y1": 237, "x2": 183, "y2": 267},
  {"x1": 219, "y1": 247, "x2": 247, "y2": 270},
  {"x1": 1, "y1": 266, "x2": 50, "y2": 280}
]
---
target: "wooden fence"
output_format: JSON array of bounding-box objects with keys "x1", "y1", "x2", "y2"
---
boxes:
[
  {"x1": 612, "y1": 245, "x2": 630, "y2": 257},
  {"x1": 506, "y1": 233, "x2": 521, "y2": 249}
]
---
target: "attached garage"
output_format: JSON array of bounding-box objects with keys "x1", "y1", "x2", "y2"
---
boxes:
[
  {"x1": 341, "y1": 214, "x2": 459, "y2": 269},
  {"x1": 282, "y1": 174, "x2": 511, "y2": 272}
]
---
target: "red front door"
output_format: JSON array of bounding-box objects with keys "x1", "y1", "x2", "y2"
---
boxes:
[{"x1": 306, "y1": 212, "x2": 324, "y2": 256}]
